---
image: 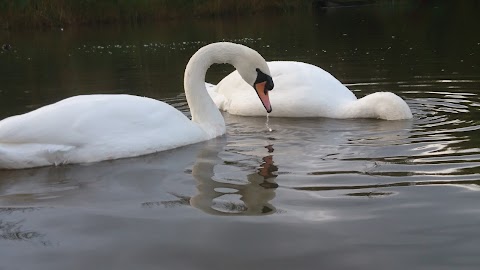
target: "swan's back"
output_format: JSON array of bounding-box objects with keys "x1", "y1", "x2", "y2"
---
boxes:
[{"x1": 0, "y1": 95, "x2": 191, "y2": 144}]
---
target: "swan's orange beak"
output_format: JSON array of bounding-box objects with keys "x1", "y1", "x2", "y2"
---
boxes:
[{"x1": 254, "y1": 81, "x2": 272, "y2": 113}]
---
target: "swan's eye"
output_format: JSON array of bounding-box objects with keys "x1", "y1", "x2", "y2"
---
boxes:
[{"x1": 255, "y1": 68, "x2": 274, "y2": 91}]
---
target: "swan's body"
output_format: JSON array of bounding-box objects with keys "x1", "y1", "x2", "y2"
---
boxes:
[
  {"x1": 0, "y1": 42, "x2": 273, "y2": 169},
  {"x1": 208, "y1": 61, "x2": 412, "y2": 120},
  {"x1": 0, "y1": 95, "x2": 206, "y2": 168}
]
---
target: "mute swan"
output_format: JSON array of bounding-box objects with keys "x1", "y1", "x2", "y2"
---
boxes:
[
  {"x1": 208, "y1": 61, "x2": 412, "y2": 120},
  {"x1": 0, "y1": 42, "x2": 274, "y2": 169}
]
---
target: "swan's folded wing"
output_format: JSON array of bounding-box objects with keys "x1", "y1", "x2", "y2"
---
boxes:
[{"x1": 0, "y1": 94, "x2": 193, "y2": 147}]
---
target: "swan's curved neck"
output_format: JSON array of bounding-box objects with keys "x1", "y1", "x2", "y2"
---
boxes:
[{"x1": 184, "y1": 43, "x2": 247, "y2": 138}]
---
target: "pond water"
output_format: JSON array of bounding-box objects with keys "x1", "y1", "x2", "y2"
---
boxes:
[{"x1": 1, "y1": 2, "x2": 480, "y2": 269}]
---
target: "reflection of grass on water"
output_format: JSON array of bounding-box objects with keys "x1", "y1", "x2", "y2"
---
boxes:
[
  {"x1": 0, "y1": 207, "x2": 41, "y2": 214},
  {"x1": 0, "y1": 0, "x2": 311, "y2": 28},
  {"x1": 0, "y1": 207, "x2": 51, "y2": 246},
  {"x1": 0, "y1": 220, "x2": 41, "y2": 240},
  {"x1": 345, "y1": 191, "x2": 394, "y2": 197}
]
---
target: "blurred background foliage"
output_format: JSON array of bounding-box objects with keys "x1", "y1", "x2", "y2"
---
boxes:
[
  {"x1": 0, "y1": 0, "x2": 315, "y2": 28},
  {"x1": 4, "y1": 0, "x2": 476, "y2": 29}
]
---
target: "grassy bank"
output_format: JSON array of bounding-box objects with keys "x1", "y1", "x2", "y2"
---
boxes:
[{"x1": 0, "y1": 0, "x2": 318, "y2": 28}]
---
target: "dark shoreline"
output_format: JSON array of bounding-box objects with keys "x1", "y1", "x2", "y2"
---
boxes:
[{"x1": 0, "y1": 0, "x2": 379, "y2": 29}]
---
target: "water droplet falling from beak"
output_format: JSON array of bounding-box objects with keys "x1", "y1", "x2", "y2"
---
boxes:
[{"x1": 265, "y1": 113, "x2": 273, "y2": 132}]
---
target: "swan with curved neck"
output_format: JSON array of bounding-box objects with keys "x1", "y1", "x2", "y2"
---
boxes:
[
  {"x1": 208, "y1": 61, "x2": 412, "y2": 120},
  {"x1": 0, "y1": 42, "x2": 274, "y2": 169}
]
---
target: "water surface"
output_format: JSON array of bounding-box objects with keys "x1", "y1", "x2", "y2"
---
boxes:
[{"x1": 1, "y1": 3, "x2": 480, "y2": 270}]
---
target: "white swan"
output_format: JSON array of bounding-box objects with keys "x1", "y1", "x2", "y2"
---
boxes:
[
  {"x1": 0, "y1": 42, "x2": 274, "y2": 169},
  {"x1": 208, "y1": 61, "x2": 412, "y2": 120}
]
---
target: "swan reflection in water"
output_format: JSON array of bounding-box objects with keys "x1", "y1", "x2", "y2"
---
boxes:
[
  {"x1": 0, "y1": 137, "x2": 279, "y2": 216},
  {"x1": 189, "y1": 144, "x2": 279, "y2": 216}
]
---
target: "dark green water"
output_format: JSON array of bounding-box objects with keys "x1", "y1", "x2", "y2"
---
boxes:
[{"x1": 1, "y1": 2, "x2": 480, "y2": 269}]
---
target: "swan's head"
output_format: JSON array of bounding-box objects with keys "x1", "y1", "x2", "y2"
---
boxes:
[
  {"x1": 185, "y1": 42, "x2": 274, "y2": 114},
  {"x1": 234, "y1": 47, "x2": 274, "y2": 113}
]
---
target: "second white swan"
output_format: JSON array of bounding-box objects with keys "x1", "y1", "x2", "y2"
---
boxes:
[
  {"x1": 0, "y1": 42, "x2": 274, "y2": 169},
  {"x1": 208, "y1": 61, "x2": 412, "y2": 120}
]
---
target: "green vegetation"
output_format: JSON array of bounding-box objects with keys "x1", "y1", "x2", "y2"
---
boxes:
[{"x1": 0, "y1": 0, "x2": 313, "y2": 28}]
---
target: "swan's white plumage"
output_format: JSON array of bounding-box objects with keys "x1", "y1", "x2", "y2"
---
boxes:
[
  {"x1": 0, "y1": 95, "x2": 205, "y2": 169},
  {"x1": 0, "y1": 42, "x2": 271, "y2": 169},
  {"x1": 208, "y1": 61, "x2": 412, "y2": 120}
]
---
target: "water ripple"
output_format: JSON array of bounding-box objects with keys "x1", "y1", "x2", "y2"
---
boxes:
[
  {"x1": 197, "y1": 77, "x2": 480, "y2": 201},
  {"x1": 162, "y1": 80, "x2": 480, "y2": 198}
]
